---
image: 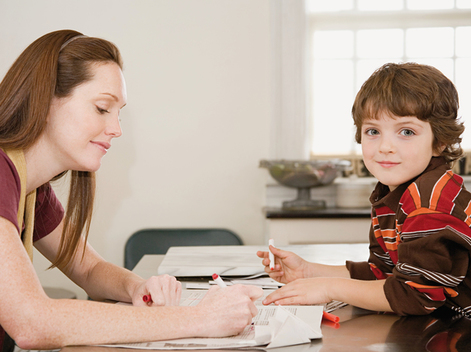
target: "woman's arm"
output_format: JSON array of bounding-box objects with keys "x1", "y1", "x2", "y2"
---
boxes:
[
  {"x1": 34, "y1": 221, "x2": 179, "y2": 305},
  {"x1": 0, "y1": 217, "x2": 262, "y2": 349}
]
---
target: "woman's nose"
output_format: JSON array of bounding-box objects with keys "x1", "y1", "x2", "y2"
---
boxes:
[{"x1": 105, "y1": 116, "x2": 122, "y2": 138}]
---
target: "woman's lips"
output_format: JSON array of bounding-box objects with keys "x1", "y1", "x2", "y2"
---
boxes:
[{"x1": 91, "y1": 141, "x2": 111, "y2": 153}]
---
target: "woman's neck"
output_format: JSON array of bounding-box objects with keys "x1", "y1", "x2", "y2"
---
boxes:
[{"x1": 23, "y1": 140, "x2": 67, "y2": 193}]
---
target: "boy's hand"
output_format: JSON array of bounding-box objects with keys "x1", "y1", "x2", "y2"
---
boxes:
[
  {"x1": 256, "y1": 246, "x2": 309, "y2": 284},
  {"x1": 262, "y1": 278, "x2": 332, "y2": 306}
]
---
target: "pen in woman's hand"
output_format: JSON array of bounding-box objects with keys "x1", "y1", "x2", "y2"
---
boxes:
[{"x1": 212, "y1": 273, "x2": 227, "y2": 288}]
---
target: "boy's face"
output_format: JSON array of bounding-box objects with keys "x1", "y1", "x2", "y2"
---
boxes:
[{"x1": 361, "y1": 112, "x2": 440, "y2": 191}]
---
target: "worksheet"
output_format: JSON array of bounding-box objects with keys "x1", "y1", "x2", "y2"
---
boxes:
[{"x1": 99, "y1": 291, "x2": 323, "y2": 350}]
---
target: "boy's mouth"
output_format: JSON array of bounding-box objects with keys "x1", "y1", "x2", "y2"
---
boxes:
[{"x1": 377, "y1": 161, "x2": 400, "y2": 168}]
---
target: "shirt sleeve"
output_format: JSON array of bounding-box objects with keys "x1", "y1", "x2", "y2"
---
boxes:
[
  {"x1": 346, "y1": 224, "x2": 392, "y2": 281},
  {"x1": 33, "y1": 183, "x2": 64, "y2": 241},
  {"x1": 0, "y1": 150, "x2": 21, "y2": 232},
  {"x1": 0, "y1": 149, "x2": 64, "y2": 240},
  {"x1": 383, "y1": 213, "x2": 471, "y2": 316}
]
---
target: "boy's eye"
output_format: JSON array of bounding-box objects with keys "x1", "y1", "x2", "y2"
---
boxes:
[
  {"x1": 400, "y1": 129, "x2": 415, "y2": 137},
  {"x1": 364, "y1": 128, "x2": 379, "y2": 136}
]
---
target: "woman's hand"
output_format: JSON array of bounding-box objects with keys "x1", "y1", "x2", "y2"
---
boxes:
[
  {"x1": 195, "y1": 284, "x2": 263, "y2": 337},
  {"x1": 132, "y1": 274, "x2": 182, "y2": 307},
  {"x1": 256, "y1": 246, "x2": 310, "y2": 284}
]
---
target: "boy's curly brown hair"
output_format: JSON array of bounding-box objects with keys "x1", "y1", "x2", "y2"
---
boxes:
[{"x1": 352, "y1": 62, "x2": 464, "y2": 165}]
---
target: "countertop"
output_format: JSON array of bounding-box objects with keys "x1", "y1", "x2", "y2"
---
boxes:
[{"x1": 264, "y1": 206, "x2": 371, "y2": 219}]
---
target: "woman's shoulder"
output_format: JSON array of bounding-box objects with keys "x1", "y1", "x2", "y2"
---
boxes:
[
  {"x1": 0, "y1": 148, "x2": 22, "y2": 232},
  {"x1": 0, "y1": 148, "x2": 21, "y2": 194}
]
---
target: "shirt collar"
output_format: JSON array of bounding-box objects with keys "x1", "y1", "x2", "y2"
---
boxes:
[{"x1": 369, "y1": 156, "x2": 449, "y2": 209}]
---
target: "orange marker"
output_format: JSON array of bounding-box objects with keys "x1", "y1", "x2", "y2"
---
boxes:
[
  {"x1": 322, "y1": 311, "x2": 340, "y2": 323},
  {"x1": 322, "y1": 318, "x2": 340, "y2": 329}
]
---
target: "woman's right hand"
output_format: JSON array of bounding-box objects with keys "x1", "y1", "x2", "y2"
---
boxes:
[
  {"x1": 256, "y1": 245, "x2": 309, "y2": 284},
  {"x1": 195, "y1": 284, "x2": 263, "y2": 337}
]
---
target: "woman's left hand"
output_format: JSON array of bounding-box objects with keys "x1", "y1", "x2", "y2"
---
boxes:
[{"x1": 133, "y1": 274, "x2": 182, "y2": 307}]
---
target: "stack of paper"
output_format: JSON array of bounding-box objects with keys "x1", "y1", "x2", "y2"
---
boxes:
[
  {"x1": 185, "y1": 276, "x2": 283, "y2": 290},
  {"x1": 99, "y1": 304, "x2": 323, "y2": 350},
  {"x1": 157, "y1": 244, "x2": 369, "y2": 277}
]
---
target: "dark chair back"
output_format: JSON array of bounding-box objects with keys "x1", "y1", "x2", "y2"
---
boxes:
[{"x1": 124, "y1": 228, "x2": 243, "y2": 270}]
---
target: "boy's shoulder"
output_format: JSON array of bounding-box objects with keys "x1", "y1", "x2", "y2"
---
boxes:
[
  {"x1": 401, "y1": 161, "x2": 471, "y2": 216},
  {"x1": 414, "y1": 161, "x2": 462, "y2": 190}
]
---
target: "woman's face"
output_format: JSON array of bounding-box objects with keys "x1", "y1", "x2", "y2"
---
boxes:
[{"x1": 45, "y1": 62, "x2": 127, "y2": 172}]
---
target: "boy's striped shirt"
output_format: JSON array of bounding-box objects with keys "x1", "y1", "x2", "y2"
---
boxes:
[{"x1": 347, "y1": 157, "x2": 471, "y2": 317}]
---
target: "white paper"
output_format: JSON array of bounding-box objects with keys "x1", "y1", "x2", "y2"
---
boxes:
[
  {"x1": 157, "y1": 244, "x2": 369, "y2": 277},
  {"x1": 229, "y1": 277, "x2": 283, "y2": 289},
  {"x1": 101, "y1": 324, "x2": 271, "y2": 350},
  {"x1": 186, "y1": 277, "x2": 283, "y2": 290},
  {"x1": 99, "y1": 291, "x2": 323, "y2": 350}
]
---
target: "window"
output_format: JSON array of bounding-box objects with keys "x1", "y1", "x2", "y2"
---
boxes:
[{"x1": 308, "y1": 0, "x2": 471, "y2": 156}]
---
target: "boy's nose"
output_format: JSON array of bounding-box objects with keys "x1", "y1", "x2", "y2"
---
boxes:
[{"x1": 379, "y1": 136, "x2": 395, "y2": 154}]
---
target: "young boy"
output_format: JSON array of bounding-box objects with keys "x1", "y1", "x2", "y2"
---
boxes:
[{"x1": 258, "y1": 62, "x2": 471, "y2": 317}]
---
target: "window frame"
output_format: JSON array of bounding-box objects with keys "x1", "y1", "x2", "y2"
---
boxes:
[{"x1": 307, "y1": 7, "x2": 471, "y2": 158}]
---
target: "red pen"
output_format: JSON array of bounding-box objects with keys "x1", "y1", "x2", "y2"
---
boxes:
[
  {"x1": 143, "y1": 294, "x2": 153, "y2": 304},
  {"x1": 322, "y1": 310, "x2": 340, "y2": 324}
]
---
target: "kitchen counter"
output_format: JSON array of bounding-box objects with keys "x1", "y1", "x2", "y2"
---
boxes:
[
  {"x1": 264, "y1": 206, "x2": 372, "y2": 245},
  {"x1": 264, "y1": 206, "x2": 371, "y2": 219}
]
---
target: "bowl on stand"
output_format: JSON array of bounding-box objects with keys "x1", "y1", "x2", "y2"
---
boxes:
[{"x1": 260, "y1": 159, "x2": 350, "y2": 211}]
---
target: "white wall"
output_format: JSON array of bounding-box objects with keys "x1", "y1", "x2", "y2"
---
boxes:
[{"x1": 0, "y1": 0, "x2": 273, "y2": 299}]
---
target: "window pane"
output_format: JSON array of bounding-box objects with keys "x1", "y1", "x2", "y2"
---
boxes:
[
  {"x1": 455, "y1": 58, "x2": 471, "y2": 150},
  {"x1": 357, "y1": 29, "x2": 403, "y2": 58},
  {"x1": 407, "y1": 0, "x2": 454, "y2": 10},
  {"x1": 406, "y1": 28, "x2": 454, "y2": 58},
  {"x1": 312, "y1": 60, "x2": 355, "y2": 154},
  {"x1": 358, "y1": 0, "x2": 403, "y2": 11},
  {"x1": 308, "y1": 7, "x2": 471, "y2": 156},
  {"x1": 456, "y1": 27, "x2": 471, "y2": 57},
  {"x1": 306, "y1": 0, "x2": 353, "y2": 13},
  {"x1": 457, "y1": 0, "x2": 471, "y2": 9},
  {"x1": 313, "y1": 31, "x2": 354, "y2": 59}
]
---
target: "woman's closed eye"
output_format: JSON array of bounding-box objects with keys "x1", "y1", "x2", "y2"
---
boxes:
[{"x1": 96, "y1": 106, "x2": 110, "y2": 114}]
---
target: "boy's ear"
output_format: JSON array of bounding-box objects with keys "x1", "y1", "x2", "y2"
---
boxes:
[{"x1": 433, "y1": 142, "x2": 446, "y2": 157}]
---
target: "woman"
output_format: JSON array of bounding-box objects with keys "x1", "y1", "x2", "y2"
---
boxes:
[{"x1": 0, "y1": 29, "x2": 261, "y2": 351}]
